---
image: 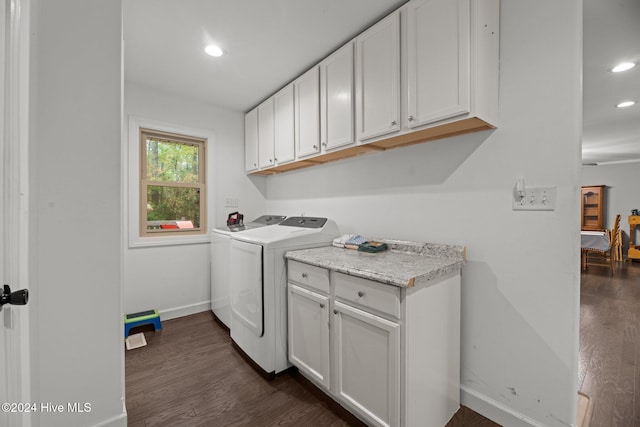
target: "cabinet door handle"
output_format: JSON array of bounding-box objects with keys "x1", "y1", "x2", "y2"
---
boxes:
[
  {"x1": 333, "y1": 309, "x2": 338, "y2": 315},
  {"x1": 322, "y1": 142, "x2": 327, "y2": 147},
  {"x1": 319, "y1": 303, "x2": 325, "y2": 308},
  {"x1": 301, "y1": 273, "x2": 308, "y2": 278},
  {"x1": 408, "y1": 115, "x2": 414, "y2": 121},
  {"x1": 274, "y1": 157, "x2": 278, "y2": 162},
  {"x1": 391, "y1": 120, "x2": 397, "y2": 126},
  {"x1": 357, "y1": 291, "x2": 365, "y2": 297},
  {"x1": 269, "y1": 158, "x2": 273, "y2": 163},
  {"x1": 313, "y1": 144, "x2": 318, "y2": 150}
]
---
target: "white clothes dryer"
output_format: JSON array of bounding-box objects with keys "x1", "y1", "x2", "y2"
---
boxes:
[
  {"x1": 229, "y1": 217, "x2": 339, "y2": 375},
  {"x1": 210, "y1": 215, "x2": 285, "y2": 328}
]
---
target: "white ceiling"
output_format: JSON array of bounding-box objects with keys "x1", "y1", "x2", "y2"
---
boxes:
[
  {"x1": 123, "y1": 0, "x2": 406, "y2": 111},
  {"x1": 583, "y1": 0, "x2": 640, "y2": 165},
  {"x1": 124, "y1": 0, "x2": 640, "y2": 165}
]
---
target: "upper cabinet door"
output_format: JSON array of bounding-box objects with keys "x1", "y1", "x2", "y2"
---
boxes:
[
  {"x1": 274, "y1": 84, "x2": 295, "y2": 165},
  {"x1": 406, "y1": 0, "x2": 470, "y2": 128},
  {"x1": 321, "y1": 42, "x2": 355, "y2": 151},
  {"x1": 295, "y1": 66, "x2": 321, "y2": 158},
  {"x1": 355, "y1": 10, "x2": 400, "y2": 143},
  {"x1": 257, "y1": 98, "x2": 275, "y2": 169},
  {"x1": 244, "y1": 107, "x2": 259, "y2": 172}
]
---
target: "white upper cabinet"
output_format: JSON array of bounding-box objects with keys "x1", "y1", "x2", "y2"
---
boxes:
[
  {"x1": 257, "y1": 98, "x2": 275, "y2": 169},
  {"x1": 355, "y1": 10, "x2": 401, "y2": 143},
  {"x1": 244, "y1": 107, "x2": 259, "y2": 172},
  {"x1": 295, "y1": 66, "x2": 321, "y2": 158},
  {"x1": 320, "y1": 42, "x2": 355, "y2": 151},
  {"x1": 406, "y1": 0, "x2": 470, "y2": 128},
  {"x1": 274, "y1": 83, "x2": 295, "y2": 165},
  {"x1": 244, "y1": 0, "x2": 499, "y2": 174}
]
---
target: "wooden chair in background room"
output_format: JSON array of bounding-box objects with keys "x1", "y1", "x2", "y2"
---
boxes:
[
  {"x1": 611, "y1": 227, "x2": 623, "y2": 262},
  {"x1": 583, "y1": 214, "x2": 621, "y2": 274}
]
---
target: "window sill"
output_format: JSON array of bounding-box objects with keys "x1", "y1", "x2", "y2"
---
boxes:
[{"x1": 128, "y1": 234, "x2": 210, "y2": 249}]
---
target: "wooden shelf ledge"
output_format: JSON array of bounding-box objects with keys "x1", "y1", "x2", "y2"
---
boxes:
[{"x1": 249, "y1": 117, "x2": 495, "y2": 176}]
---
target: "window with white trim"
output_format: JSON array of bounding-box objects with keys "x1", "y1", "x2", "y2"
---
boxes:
[{"x1": 139, "y1": 128, "x2": 206, "y2": 237}]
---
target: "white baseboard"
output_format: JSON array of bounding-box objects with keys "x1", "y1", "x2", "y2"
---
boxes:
[
  {"x1": 158, "y1": 301, "x2": 211, "y2": 321},
  {"x1": 461, "y1": 385, "x2": 549, "y2": 427},
  {"x1": 92, "y1": 412, "x2": 127, "y2": 427}
]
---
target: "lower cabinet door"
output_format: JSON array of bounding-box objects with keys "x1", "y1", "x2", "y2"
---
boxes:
[
  {"x1": 288, "y1": 283, "x2": 330, "y2": 389},
  {"x1": 333, "y1": 300, "x2": 400, "y2": 427}
]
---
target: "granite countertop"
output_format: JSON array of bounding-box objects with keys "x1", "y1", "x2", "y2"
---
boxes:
[{"x1": 285, "y1": 239, "x2": 466, "y2": 288}]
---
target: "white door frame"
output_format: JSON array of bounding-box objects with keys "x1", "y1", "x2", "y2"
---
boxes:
[{"x1": 1, "y1": 0, "x2": 31, "y2": 426}]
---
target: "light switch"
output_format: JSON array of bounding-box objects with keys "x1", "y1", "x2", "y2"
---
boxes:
[{"x1": 512, "y1": 187, "x2": 556, "y2": 211}]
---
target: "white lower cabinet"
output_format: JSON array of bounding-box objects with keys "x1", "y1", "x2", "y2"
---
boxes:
[
  {"x1": 287, "y1": 283, "x2": 330, "y2": 390},
  {"x1": 287, "y1": 259, "x2": 461, "y2": 427},
  {"x1": 333, "y1": 300, "x2": 400, "y2": 427}
]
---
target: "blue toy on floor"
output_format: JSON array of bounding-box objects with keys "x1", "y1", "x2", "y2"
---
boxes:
[{"x1": 124, "y1": 309, "x2": 162, "y2": 337}]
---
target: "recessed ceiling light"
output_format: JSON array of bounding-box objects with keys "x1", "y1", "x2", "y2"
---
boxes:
[
  {"x1": 616, "y1": 100, "x2": 636, "y2": 108},
  {"x1": 611, "y1": 62, "x2": 636, "y2": 73},
  {"x1": 204, "y1": 45, "x2": 224, "y2": 57}
]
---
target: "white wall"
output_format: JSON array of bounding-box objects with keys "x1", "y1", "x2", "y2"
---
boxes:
[
  {"x1": 29, "y1": 0, "x2": 126, "y2": 425},
  {"x1": 264, "y1": 1, "x2": 582, "y2": 426},
  {"x1": 23, "y1": 1, "x2": 582, "y2": 426},
  {"x1": 123, "y1": 82, "x2": 266, "y2": 318},
  {"x1": 583, "y1": 162, "x2": 640, "y2": 253}
]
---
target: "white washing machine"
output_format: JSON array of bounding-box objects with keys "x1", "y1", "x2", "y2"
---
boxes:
[
  {"x1": 229, "y1": 217, "x2": 340, "y2": 375},
  {"x1": 210, "y1": 215, "x2": 286, "y2": 328}
]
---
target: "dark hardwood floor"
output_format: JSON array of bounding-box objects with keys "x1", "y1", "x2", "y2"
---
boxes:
[
  {"x1": 126, "y1": 263, "x2": 640, "y2": 426},
  {"x1": 580, "y1": 260, "x2": 640, "y2": 426},
  {"x1": 125, "y1": 312, "x2": 497, "y2": 426}
]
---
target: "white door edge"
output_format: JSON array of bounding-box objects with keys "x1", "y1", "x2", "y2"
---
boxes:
[{"x1": 2, "y1": 1, "x2": 32, "y2": 426}]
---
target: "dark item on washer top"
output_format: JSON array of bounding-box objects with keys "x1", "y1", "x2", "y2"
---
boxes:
[
  {"x1": 227, "y1": 211, "x2": 244, "y2": 226},
  {"x1": 358, "y1": 241, "x2": 388, "y2": 253}
]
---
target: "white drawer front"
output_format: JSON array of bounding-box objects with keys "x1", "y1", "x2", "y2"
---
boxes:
[
  {"x1": 334, "y1": 272, "x2": 400, "y2": 319},
  {"x1": 288, "y1": 260, "x2": 330, "y2": 294}
]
